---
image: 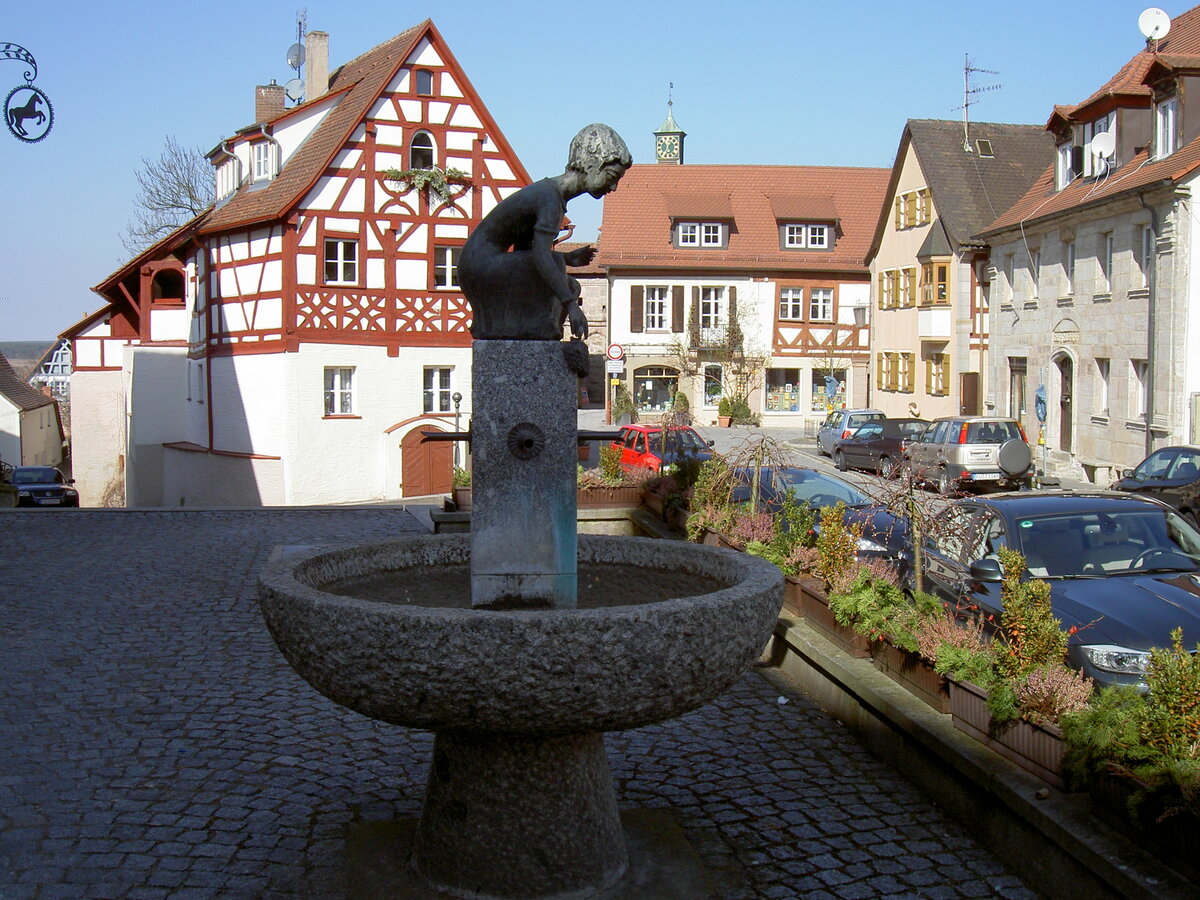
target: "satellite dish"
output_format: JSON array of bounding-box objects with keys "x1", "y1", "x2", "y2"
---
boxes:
[
  {"x1": 286, "y1": 42, "x2": 306, "y2": 69},
  {"x1": 1138, "y1": 7, "x2": 1171, "y2": 41},
  {"x1": 1091, "y1": 131, "x2": 1116, "y2": 159},
  {"x1": 284, "y1": 78, "x2": 305, "y2": 102}
]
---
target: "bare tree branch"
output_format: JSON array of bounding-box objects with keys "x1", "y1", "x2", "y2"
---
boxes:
[{"x1": 122, "y1": 136, "x2": 212, "y2": 255}]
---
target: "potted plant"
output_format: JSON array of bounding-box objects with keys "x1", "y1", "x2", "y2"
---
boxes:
[
  {"x1": 382, "y1": 165, "x2": 472, "y2": 202},
  {"x1": 450, "y1": 465, "x2": 472, "y2": 510}
]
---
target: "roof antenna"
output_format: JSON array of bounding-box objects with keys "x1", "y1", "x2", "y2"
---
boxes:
[
  {"x1": 284, "y1": 8, "x2": 308, "y2": 106},
  {"x1": 1138, "y1": 7, "x2": 1171, "y2": 51},
  {"x1": 953, "y1": 54, "x2": 1001, "y2": 153}
]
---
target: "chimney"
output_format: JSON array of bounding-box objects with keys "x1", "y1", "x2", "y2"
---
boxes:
[
  {"x1": 305, "y1": 30, "x2": 329, "y2": 102},
  {"x1": 255, "y1": 80, "x2": 286, "y2": 122}
]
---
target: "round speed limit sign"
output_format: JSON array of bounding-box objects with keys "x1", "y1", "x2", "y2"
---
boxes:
[{"x1": 606, "y1": 343, "x2": 624, "y2": 361}]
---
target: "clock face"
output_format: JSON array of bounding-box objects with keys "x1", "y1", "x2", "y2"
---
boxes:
[{"x1": 656, "y1": 134, "x2": 679, "y2": 158}]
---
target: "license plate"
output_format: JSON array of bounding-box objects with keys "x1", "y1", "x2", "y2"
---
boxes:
[
  {"x1": 36, "y1": 498, "x2": 61, "y2": 505},
  {"x1": 971, "y1": 473, "x2": 1001, "y2": 481}
]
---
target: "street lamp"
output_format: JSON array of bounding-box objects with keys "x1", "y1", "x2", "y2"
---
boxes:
[{"x1": 452, "y1": 391, "x2": 463, "y2": 469}]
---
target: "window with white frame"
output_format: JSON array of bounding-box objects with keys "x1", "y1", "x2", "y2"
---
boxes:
[
  {"x1": 1083, "y1": 113, "x2": 1115, "y2": 176},
  {"x1": 809, "y1": 288, "x2": 833, "y2": 322},
  {"x1": 424, "y1": 367, "x2": 452, "y2": 413},
  {"x1": 252, "y1": 142, "x2": 273, "y2": 181},
  {"x1": 323, "y1": 367, "x2": 354, "y2": 416},
  {"x1": 1055, "y1": 143, "x2": 1075, "y2": 190},
  {"x1": 1131, "y1": 359, "x2": 1149, "y2": 419},
  {"x1": 1156, "y1": 97, "x2": 1178, "y2": 159},
  {"x1": 677, "y1": 223, "x2": 699, "y2": 246},
  {"x1": 434, "y1": 246, "x2": 461, "y2": 289},
  {"x1": 1095, "y1": 357, "x2": 1110, "y2": 416},
  {"x1": 644, "y1": 286, "x2": 668, "y2": 330},
  {"x1": 1004, "y1": 254, "x2": 1015, "y2": 303},
  {"x1": 701, "y1": 223, "x2": 722, "y2": 246},
  {"x1": 699, "y1": 287, "x2": 725, "y2": 329},
  {"x1": 926, "y1": 353, "x2": 949, "y2": 396},
  {"x1": 779, "y1": 287, "x2": 803, "y2": 321},
  {"x1": 676, "y1": 221, "x2": 724, "y2": 248},
  {"x1": 415, "y1": 68, "x2": 435, "y2": 96},
  {"x1": 1009, "y1": 357, "x2": 1027, "y2": 419},
  {"x1": 703, "y1": 364, "x2": 723, "y2": 407},
  {"x1": 878, "y1": 270, "x2": 895, "y2": 310},
  {"x1": 410, "y1": 131, "x2": 435, "y2": 170},
  {"x1": 783, "y1": 223, "x2": 831, "y2": 249},
  {"x1": 1100, "y1": 232, "x2": 1114, "y2": 292},
  {"x1": 1138, "y1": 225, "x2": 1154, "y2": 289},
  {"x1": 1029, "y1": 249, "x2": 1041, "y2": 300},
  {"x1": 1064, "y1": 241, "x2": 1075, "y2": 295},
  {"x1": 324, "y1": 239, "x2": 358, "y2": 284}
]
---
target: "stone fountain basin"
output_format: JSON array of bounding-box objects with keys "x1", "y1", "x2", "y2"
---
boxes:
[{"x1": 258, "y1": 534, "x2": 783, "y2": 735}]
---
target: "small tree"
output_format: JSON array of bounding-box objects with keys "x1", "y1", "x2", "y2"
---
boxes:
[
  {"x1": 123, "y1": 135, "x2": 212, "y2": 254},
  {"x1": 666, "y1": 301, "x2": 769, "y2": 420}
]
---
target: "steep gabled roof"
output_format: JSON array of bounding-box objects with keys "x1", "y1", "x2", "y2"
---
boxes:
[
  {"x1": 0, "y1": 350, "x2": 53, "y2": 412},
  {"x1": 596, "y1": 164, "x2": 889, "y2": 273},
  {"x1": 866, "y1": 120, "x2": 1053, "y2": 262}
]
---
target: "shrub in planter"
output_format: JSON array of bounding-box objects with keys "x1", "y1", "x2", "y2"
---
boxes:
[
  {"x1": 452, "y1": 466, "x2": 471, "y2": 488},
  {"x1": 598, "y1": 444, "x2": 623, "y2": 481}
]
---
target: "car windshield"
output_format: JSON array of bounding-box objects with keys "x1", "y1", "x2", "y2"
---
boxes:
[
  {"x1": 966, "y1": 422, "x2": 1021, "y2": 443},
  {"x1": 1014, "y1": 508, "x2": 1200, "y2": 578},
  {"x1": 12, "y1": 468, "x2": 61, "y2": 485},
  {"x1": 1132, "y1": 448, "x2": 1200, "y2": 482},
  {"x1": 774, "y1": 469, "x2": 871, "y2": 508}
]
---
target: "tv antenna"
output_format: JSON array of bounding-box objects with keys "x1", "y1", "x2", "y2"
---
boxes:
[
  {"x1": 954, "y1": 54, "x2": 1002, "y2": 153},
  {"x1": 1138, "y1": 7, "x2": 1171, "y2": 50},
  {"x1": 284, "y1": 8, "x2": 307, "y2": 105}
]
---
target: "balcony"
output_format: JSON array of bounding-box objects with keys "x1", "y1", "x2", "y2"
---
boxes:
[{"x1": 917, "y1": 306, "x2": 952, "y2": 340}]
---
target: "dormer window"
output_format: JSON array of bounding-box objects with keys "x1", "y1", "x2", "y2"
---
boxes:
[
  {"x1": 1156, "y1": 96, "x2": 1178, "y2": 159},
  {"x1": 1082, "y1": 113, "x2": 1115, "y2": 176},
  {"x1": 782, "y1": 223, "x2": 832, "y2": 250},
  {"x1": 252, "y1": 141, "x2": 274, "y2": 181},
  {"x1": 675, "y1": 221, "x2": 727, "y2": 248},
  {"x1": 1055, "y1": 142, "x2": 1078, "y2": 191}
]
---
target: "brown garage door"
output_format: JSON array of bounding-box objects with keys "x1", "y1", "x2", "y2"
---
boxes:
[{"x1": 400, "y1": 425, "x2": 452, "y2": 498}]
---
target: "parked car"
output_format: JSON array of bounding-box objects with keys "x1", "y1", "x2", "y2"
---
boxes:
[
  {"x1": 816, "y1": 408, "x2": 885, "y2": 457},
  {"x1": 904, "y1": 416, "x2": 1033, "y2": 494},
  {"x1": 833, "y1": 417, "x2": 927, "y2": 478},
  {"x1": 1111, "y1": 445, "x2": 1200, "y2": 529},
  {"x1": 729, "y1": 465, "x2": 912, "y2": 584},
  {"x1": 8, "y1": 466, "x2": 79, "y2": 507},
  {"x1": 920, "y1": 491, "x2": 1200, "y2": 688},
  {"x1": 610, "y1": 424, "x2": 715, "y2": 473}
]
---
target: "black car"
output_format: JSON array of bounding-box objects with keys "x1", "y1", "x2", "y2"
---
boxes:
[
  {"x1": 8, "y1": 466, "x2": 79, "y2": 507},
  {"x1": 833, "y1": 417, "x2": 927, "y2": 478},
  {"x1": 920, "y1": 491, "x2": 1200, "y2": 688},
  {"x1": 1111, "y1": 445, "x2": 1200, "y2": 528},
  {"x1": 730, "y1": 466, "x2": 911, "y2": 584}
]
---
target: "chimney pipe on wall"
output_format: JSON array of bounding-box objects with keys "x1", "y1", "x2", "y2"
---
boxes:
[
  {"x1": 255, "y1": 80, "x2": 286, "y2": 122},
  {"x1": 305, "y1": 31, "x2": 329, "y2": 102}
]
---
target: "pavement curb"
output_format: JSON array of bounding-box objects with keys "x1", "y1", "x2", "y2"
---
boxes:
[{"x1": 762, "y1": 615, "x2": 1194, "y2": 900}]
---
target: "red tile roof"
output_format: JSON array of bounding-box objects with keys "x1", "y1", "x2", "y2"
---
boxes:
[
  {"x1": 596, "y1": 164, "x2": 889, "y2": 273},
  {"x1": 199, "y1": 23, "x2": 427, "y2": 235}
]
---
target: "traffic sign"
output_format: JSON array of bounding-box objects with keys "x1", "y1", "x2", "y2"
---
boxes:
[
  {"x1": 605, "y1": 359, "x2": 624, "y2": 374},
  {"x1": 605, "y1": 343, "x2": 624, "y2": 361}
]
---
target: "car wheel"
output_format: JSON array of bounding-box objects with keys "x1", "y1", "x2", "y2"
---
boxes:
[
  {"x1": 937, "y1": 467, "x2": 956, "y2": 496},
  {"x1": 879, "y1": 456, "x2": 895, "y2": 479},
  {"x1": 834, "y1": 450, "x2": 847, "y2": 472}
]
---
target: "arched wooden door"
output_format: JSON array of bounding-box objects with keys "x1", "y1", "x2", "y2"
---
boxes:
[{"x1": 401, "y1": 425, "x2": 452, "y2": 497}]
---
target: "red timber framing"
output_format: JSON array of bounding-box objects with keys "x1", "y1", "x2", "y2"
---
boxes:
[
  {"x1": 199, "y1": 21, "x2": 527, "y2": 358},
  {"x1": 772, "y1": 278, "x2": 870, "y2": 358}
]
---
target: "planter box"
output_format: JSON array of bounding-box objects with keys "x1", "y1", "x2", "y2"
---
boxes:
[
  {"x1": 783, "y1": 575, "x2": 823, "y2": 619},
  {"x1": 873, "y1": 641, "x2": 951, "y2": 714},
  {"x1": 644, "y1": 494, "x2": 666, "y2": 517},
  {"x1": 1089, "y1": 768, "x2": 1200, "y2": 880},
  {"x1": 452, "y1": 485, "x2": 643, "y2": 512},
  {"x1": 949, "y1": 679, "x2": 1064, "y2": 787},
  {"x1": 795, "y1": 580, "x2": 872, "y2": 658}
]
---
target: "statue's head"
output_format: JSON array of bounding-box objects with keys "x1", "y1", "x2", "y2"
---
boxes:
[{"x1": 567, "y1": 124, "x2": 632, "y2": 173}]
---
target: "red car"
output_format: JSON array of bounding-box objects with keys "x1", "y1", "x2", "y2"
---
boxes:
[{"x1": 610, "y1": 425, "x2": 715, "y2": 473}]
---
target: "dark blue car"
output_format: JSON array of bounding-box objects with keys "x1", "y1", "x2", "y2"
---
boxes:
[{"x1": 921, "y1": 491, "x2": 1200, "y2": 688}]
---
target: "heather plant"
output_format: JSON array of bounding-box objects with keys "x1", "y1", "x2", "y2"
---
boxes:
[{"x1": 1014, "y1": 666, "x2": 1094, "y2": 727}]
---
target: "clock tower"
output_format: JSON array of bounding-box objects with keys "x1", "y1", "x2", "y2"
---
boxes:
[{"x1": 653, "y1": 101, "x2": 685, "y2": 165}]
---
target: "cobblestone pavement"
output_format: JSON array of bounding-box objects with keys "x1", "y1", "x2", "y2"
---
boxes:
[{"x1": 0, "y1": 509, "x2": 1036, "y2": 899}]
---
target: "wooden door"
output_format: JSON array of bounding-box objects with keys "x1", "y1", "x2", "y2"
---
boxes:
[{"x1": 401, "y1": 425, "x2": 453, "y2": 498}]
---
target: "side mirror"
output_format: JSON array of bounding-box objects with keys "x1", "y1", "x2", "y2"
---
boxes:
[
  {"x1": 968, "y1": 558, "x2": 1003, "y2": 582},
  {"x1": 707, "y1": 439, "x2": 715, "y2": 447}
]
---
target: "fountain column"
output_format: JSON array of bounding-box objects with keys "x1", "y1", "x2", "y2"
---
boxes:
[{"x1": 470, "y1": 340, "x2": 578, "y2": 609}]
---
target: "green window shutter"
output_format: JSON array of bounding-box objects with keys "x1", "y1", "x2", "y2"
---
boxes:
[
  {"x1": 672, "y1": 285, "x2": 685, "y2": 333},
  {"x1": 630, "y1": 285, "x2": 644, "y2": 333}
]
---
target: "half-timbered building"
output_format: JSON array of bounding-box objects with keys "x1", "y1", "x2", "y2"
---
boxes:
[
  {"x1": 66, "y1": 21, "x2": 530, "y2": 506},
  {"x1": 597, "y1": 124, "x2": 888, "y2": 425}
]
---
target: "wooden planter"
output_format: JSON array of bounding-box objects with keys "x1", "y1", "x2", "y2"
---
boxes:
[
  {"x1": 452, "y1": 485, "x2": 643, "y2": 512},
  {"x1": 782, "y1": 575, "x2": 823, "y2": 618},
  {"x1": 1089, "y1": 767, "x2": 1200, "y2": 880},
  {"x1": 795, "y1": 580, "x2": 872, "y2": 658},
  {"x1": 873, "y1": 641, "x2": 951, "y2": 714},
  {"x1": 643, "y1": 494, "x2": 667, "y2": 517},
  {"x1": 948, "y1": 679, "x2": 1065, "y2": 787}
]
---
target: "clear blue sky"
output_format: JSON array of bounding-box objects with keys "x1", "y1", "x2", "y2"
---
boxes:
[{"x1": 0, "y1": 1, "x2": 1185, "y2": 340}]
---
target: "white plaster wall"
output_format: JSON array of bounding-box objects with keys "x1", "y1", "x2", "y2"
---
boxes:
[
  {"x1": 1184, "y1": 183, "x2": 1200, "y2": 442},
  {"x1": 273, "y1": 95, "x2": 338, "y2": 166},
  {"x1": 209, "y1": 354, "x2": 288, "y2": 457},
  {"x1": 18, "y1": 405, "x2": 63, "y2": 466},
  {"x1": 150, "y1": 308, "x2": 189, "y2": 342},
  {"x1": 0, "y1": 398, "x2": 19, "y2": 466},
  {"x1": 125, "y1": 346, "x2": 189, "y2": 507},
  {"x1": 69, "y1": 370, "x2": 127, "y2": 507}
]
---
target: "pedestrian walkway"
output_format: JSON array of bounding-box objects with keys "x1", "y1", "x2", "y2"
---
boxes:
[{"x1": 0, "y1": 508, "x2": 1034, "y2": 899}]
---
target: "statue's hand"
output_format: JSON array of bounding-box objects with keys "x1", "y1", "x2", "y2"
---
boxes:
[
  {"x1": 563, "y1": 245, "x2": 596, "y2": 267},
  {"x1": 567, "y1": 301, "x2": 589, "y2": 340}
]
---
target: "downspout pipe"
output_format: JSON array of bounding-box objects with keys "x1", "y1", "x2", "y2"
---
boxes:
[{"x1": 1138, "y1": 194, "x2": 1159, "y2": 458}]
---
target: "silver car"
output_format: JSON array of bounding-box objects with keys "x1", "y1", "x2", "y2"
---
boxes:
[
  {"x1": 904, "y1": 416, "x2": 1033, "y2": 494},
  {"x1": 816, "y1": 408, "x2": 885, "y2": 457}
]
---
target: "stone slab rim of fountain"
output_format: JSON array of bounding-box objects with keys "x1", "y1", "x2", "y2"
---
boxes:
[{"x1": 258, "y1": 534, "x2": 783, "y2": 735}]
